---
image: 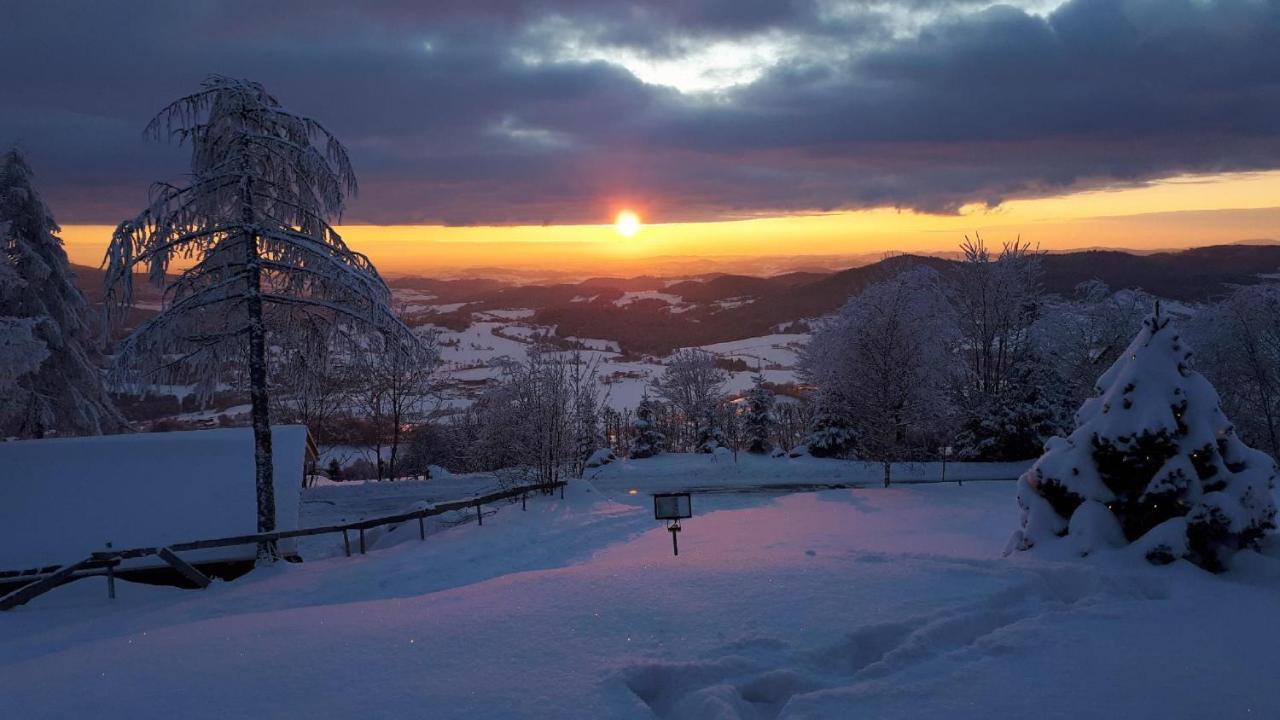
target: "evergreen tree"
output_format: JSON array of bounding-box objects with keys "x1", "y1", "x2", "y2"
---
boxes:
[
  {"x1": 743, "y1": 373, "x2": 776, "y2": 454},
  {"x1": 694, "y1": 406, "x2": 727, "y2": 453},
  {"x1": 806, "y1": 393, "x2": 857, "y2": 458},
  {"x1": 0, "y1": 149, "x2": 125, "y2": 438},
  {"x1": 1014, "y1": 307, "x2": 1277, "y2": 571},
  {"x1": 629, "y1": 393, "x2": 666, "y2": 459},
  {"x1": 956, "y1": 356, "x2": 1071, "y2": 461}
]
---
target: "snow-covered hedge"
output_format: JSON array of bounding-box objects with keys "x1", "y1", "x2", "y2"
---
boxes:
[{"x1": 1011, "y1": 308, "x2": 1277, "y2": 571}]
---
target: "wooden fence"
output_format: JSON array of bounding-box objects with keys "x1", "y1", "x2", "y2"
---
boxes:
[{"x1": 0, "y1": 480, "x2": 567, "y2": 612}]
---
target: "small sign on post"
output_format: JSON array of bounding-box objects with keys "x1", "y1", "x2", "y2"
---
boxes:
[{"x1": 653, "y1": 493, "x2": 692, "y2": 556}]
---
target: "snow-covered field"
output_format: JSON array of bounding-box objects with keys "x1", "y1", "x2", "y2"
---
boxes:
[
  {"x1": 3, "y1": 457, "x2": 1279, "y2": 719},
  {"x1": 430, "y1": 317, "x2": 807, "y2": 411}
]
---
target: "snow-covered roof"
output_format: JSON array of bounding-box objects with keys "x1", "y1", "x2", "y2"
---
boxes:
[{"x1": 0, "y1": 426, "x2": 309, "y2": 570}]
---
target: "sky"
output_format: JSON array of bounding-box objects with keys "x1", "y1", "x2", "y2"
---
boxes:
[{"x1": 5, "y1": 0, "x2": 1280, "y2": 275}]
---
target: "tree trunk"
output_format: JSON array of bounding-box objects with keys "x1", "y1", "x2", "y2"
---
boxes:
[{"x1": 242, "y1": 179, "x2": 277, "y2": 562}]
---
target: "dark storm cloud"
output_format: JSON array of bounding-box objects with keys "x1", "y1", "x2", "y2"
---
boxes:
[{"x1": 1, "y1": 0, "x2": 1279, "y2": 224}]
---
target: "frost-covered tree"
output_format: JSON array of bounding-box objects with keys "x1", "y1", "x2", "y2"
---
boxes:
[
  {"x1": 800, "y1": 266, "x2": 958, "y2": 484},
  {"x1": 473, "y1": 349, "x2": 604, "y2": 485},
  {"x1": 950, "y1": 234, "x2": 1042, "y2": 397},
  {"x1": 269, "y1": 323, "x2": 360, "y2": 471},
  {"x1": 103, "y1": 77, "x2": 412, "y2": 558},
  {"x1": 743, "y1": 373, "x2": 776, "y2": 454},
  {"x1": 1035, "y1": 281, "x2": 1151, "y2": 409},
  {"x1": 1013, "y1": 306, "x2": 1277, "y2": 572},
  {"x1": 0, "y1": 151, "x2": 125, "y2": 438},
  {"x1": 652, "y1": 348, "x2": 727, "y2": 449},
  {"x1": 719, "y1": 400, "x2": 744, "y2": 461},
  {"x1": 567, "y1": 351, "x2": 606, "y2": 476},
  {"x1": 0, "y1": 249, "x2": 48, "y2": 390},
  {"x1": 772, "y1": 400, "x2": 812, "y2": 456},
  {"x1": 1189, "y1": 284, "x2": 1280, "y2": 460},
  {"x1": 353, "y1": 334, "x2": 439, "y2": 481},
  {"x1": 629, "y1": 392, "x2": 666, "y2": 459}
]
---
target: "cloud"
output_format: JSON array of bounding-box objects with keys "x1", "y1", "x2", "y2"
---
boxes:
[{"x1": 1, "y1": 0, "x2": 1279, "y2": 225}]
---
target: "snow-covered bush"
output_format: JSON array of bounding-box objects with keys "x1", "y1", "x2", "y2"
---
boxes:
[
  {"x1": 585, "y1": 447, "x2": 616, "y2": 468},
  {"x1": 1012, "y1": 307, "x2": 1277, "y2": 572}
]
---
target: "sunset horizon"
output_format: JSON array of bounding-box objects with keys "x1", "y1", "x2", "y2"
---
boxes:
[{"x1": 57, "y1": 167, "x2": 1280, "y2": 276}]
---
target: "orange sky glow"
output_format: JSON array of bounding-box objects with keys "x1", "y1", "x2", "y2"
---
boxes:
[{"x1": 59, "y1": 170, "x2": 1280, "y2": 277}]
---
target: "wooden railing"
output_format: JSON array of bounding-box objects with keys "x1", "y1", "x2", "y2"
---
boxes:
[{"x1": 0, "y1": 480, "x2": 568, "y2": 612}]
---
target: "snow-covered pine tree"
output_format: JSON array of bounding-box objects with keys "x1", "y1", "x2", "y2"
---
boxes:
[
  {"x1": 955, "y1": 356, "x2": 1071, "y2": 461},
  {"x1": 804, "y1": 392, "x2": 857, "y2": 457},
  {"x1": 0, "y1": 150, "x2": 125, "y2": 438},
  {"x1": 629, "y1": 393, "x2": 666, "y2": 459},
  {"x1": 1013, "y1": 305, "x2": 1277, "y2": 571},
  {"x1": 743, "y1": 372, "x2": 776, "y2": 454},
  {"x1": 694, "y1": 406, "x2": 727, "y2": 453},
  {"x1": 104, "y1": 77, "x2": 414, "y2": 560}
]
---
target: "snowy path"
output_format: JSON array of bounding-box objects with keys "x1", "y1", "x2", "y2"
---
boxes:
[{"x1": 3, "y1": 475, "x2": 1280, "y2": 719}]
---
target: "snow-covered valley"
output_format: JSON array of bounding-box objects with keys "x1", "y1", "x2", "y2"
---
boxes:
[{"x1": 4, "y1": 455, "x2": 1279, "y2": 719}]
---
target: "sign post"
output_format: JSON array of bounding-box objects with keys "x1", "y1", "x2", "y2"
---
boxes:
[{"x1": 653, "y1": 493, "x2": 693, "y2": 556}]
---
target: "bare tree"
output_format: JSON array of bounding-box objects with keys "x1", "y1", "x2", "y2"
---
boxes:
[
  {"x1": 353, "y1": 334, "x2": 439, "y2": 480},
  {"x1": 651, "y1": 348, "x2": 728, "y2": 451},
  {"x1": 460, "y1": 349, "x2": 606, "y2": 486},
  {"x1": 269, "y1": 324, "x2": 359, "y2": 481},
  {"x1": 103, "y1": 77, "x2": 413, "y2": 559},
  {"x1": 951, "y1": 234, "x2": 1042, "y2": 397}
]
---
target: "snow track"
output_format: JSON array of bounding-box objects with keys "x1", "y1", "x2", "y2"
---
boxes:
[{"x1": 619, "y1": 561, "x2": 1162, "y2": 720}]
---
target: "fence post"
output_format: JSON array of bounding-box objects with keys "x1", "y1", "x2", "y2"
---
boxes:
[
  {"x1": 342, "y1": 529, "x2": 351, "y2": 557},
  {"x1": 522, "y1": 492, "x2": 527, "y2": 511},
  {"x1": 418, "y1": 516, "x2": 426, "y2": 540},
  {"x1": 560, "y1": 483, "x2": 565, "y2": 499},
  {"x1": 359, "y1": 527, "x2": 366, "y2": 555},
  {"x1": 476, "y1": 502, "x2": 483, "y2": 526},
  {"x1": 104, "y1": 541, "x2": 115, "y2": 600}
]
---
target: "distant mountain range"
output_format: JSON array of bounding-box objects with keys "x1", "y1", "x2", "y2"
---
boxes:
[
  {"x1": 72, "y1": 244, "x2": 1280, "y2": 356},
  {"x1": 385, "y1": 244, "x2": 1280, "y2": 354}
]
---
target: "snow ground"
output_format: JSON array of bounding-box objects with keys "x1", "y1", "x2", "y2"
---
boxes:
[{"x1": 3, "y1": 457, "x2": 1279, "y2": 719}]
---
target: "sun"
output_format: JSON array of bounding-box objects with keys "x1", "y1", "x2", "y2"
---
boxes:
[{"x1": 615, "y1": 210, "x2": 642, "y2": 237}]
